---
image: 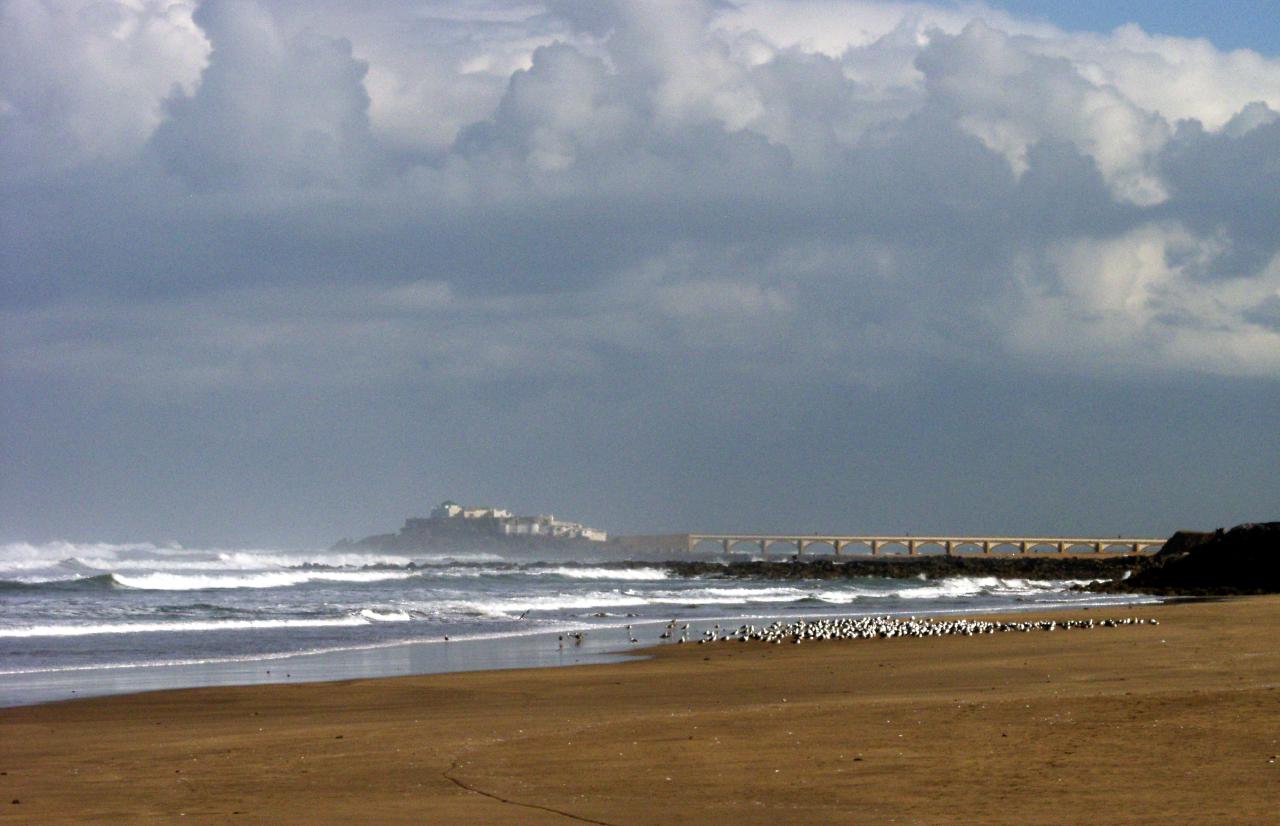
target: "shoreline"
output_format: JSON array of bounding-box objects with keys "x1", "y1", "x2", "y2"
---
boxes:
[
  {"x1": 0, "y1": 592, "x2": 1163, "y2": 709},
  {"x1": 3, "y1": 596, "x2": 1275, "y2": 823}
]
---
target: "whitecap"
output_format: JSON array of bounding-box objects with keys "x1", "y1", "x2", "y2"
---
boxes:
[
  {"x1": 110, "y1": 570, "x2": 418, "y2": 590},
  {"x1": 532, "y1": 566, "x2": 669, "y2": 581},
  {"x1": 0, "y1": 616, "x2": 369, "y2": 638},
  {"x1": 359, "y1": 608, "x2": 413, "y2": 622}
]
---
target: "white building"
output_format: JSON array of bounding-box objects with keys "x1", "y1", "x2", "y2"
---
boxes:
[
  {"x1": 430, "y1": 501, "x2": 463, "y2": 519},
  {"x1": 430, "y1": 500, "x2": 605, "y2": 541},
  {"x1": 431, "y1": 501, "x2": 512, "y2": 520},
  {"x1": 461, "y1": 505, "x2": 512, "y2": 520},
  {"x1": 499, "y1": 513, "x2": 607, "y2": 541},
  {"x1": 500, "y1": 515, "x2": 549, "y2": 536}
]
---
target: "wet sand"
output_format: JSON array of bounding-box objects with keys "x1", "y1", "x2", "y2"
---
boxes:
[{"x1": 2, "y1": 597, "x2": 1276, "y2": 824}]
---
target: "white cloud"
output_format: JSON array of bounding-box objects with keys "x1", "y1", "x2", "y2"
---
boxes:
[
  {"x1": 1006, "y1": 225, "x2": 1280, "y2": 377},
  {"x1": 4, "y1": 0, "x2": 1280, "y2": 386},
  {"x1": 478, "y1": 42, "x2": 635, "y2": 171},
  {"x1": 1031, "y1": 24, "x2": 1280, "y2": 131},
  {"x1": 0, "y1": 0, "x2": 209, "y2": 174},
  {"x1": 918, "y1": 21, "x2": 1173, "y2": 204},
  {"x1": 712, "y1": 0, "x2": 1058, "y2": 56},
  {"x1": 147, "y1": 0, "x2": 374, "y2": 188}
]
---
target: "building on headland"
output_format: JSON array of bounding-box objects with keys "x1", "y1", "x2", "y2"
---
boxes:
[
  {"x1": 335, "y1": 499, "x2": 608, "y2": 552},
  {"x1": 499, "y1": 515, "x2": 608, "y2": 542},
  {"x1": 429, "y1": 500, "x2": 606, "y2": 542}
]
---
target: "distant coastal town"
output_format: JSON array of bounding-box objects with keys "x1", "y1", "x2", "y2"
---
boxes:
[{"x1": 334, "y1": 499, "x2": 607, "y2": 551}]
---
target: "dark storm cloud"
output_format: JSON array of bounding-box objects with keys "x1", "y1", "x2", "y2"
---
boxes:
[{"x1": 1159, "y1": 110, "x2": 1280, "y2": 281}]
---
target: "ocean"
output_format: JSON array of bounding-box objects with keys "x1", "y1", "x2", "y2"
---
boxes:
[{"x1": 0, "y1": 541, "x2": 1157, "y2": 706}]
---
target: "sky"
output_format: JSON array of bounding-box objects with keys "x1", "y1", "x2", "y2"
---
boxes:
[
  {"x1": 985, "y1": 1, "x2": 1280, "y2": 56},
  {"x1": 2, "y1": 0, "x2": 1278, "y2": 547}
]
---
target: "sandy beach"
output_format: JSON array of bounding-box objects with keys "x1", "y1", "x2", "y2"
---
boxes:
[{"x1": 2, "y1": 596, "x2": 1276, "y2": 824}]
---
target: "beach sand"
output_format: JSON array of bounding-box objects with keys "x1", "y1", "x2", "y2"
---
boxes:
[{"x1": 2, "y1": 597, "x2": 1276, "y2": 824}]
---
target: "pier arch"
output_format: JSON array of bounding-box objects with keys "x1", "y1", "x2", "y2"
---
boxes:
[{"x1": 798, "y1": 539, "x2": 839, "y2": 556}]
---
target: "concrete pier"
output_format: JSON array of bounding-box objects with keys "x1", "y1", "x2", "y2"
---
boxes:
[{"x1": 678, "y1": 534, "x2": 1165, "y2": 558}]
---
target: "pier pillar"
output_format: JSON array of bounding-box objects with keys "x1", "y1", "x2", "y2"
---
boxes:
[
  {"x1": 1019, "y1": 541, "x2": 1028, "y2": 555},
  {"x1": 1056, "y1": 542, "x2": 1065, "y2": 554},
  {"x1": 945, "y1": 541, "x2": 954, "y2": 556},
  {"x1": 908, "y1": 540, "x2": 917, "y2": 556},
  {"x1": 871, "y1": 540, "x2": 880, "y2": 556},
  {"x1": 796, "y1": 539, "x2": 804, "y2": 556},
  {"x1": 834, "y1": 540, "x2": 843, "y2": 557},
  {"x1": 723, "y1": 539, "x2": 732, "y2": 554},
  {"x1": 982, "y1": 541, "x2": 991, "y2": 555}
]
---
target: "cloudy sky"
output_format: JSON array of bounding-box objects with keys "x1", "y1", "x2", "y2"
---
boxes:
[{"x1": 2, "y1": 0, "x2": 1278, "y2": 547}]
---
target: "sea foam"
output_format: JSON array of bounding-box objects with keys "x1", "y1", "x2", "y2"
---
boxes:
[
  {"x1": 111, "y1": 570, "x2": 418, "y2": 590},
  {"x1": 0, "y1": 616, "x2": 370, "y2": 638}
]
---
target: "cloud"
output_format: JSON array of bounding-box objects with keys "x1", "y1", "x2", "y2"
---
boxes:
[
  {"x1": 458, "y1": 41, "x2": 634, "y2": 171},
  {"x1": 918, "y1": 21, "x2": 1172, "y2": 204},
  {"x1": 1004, "y1": 224, "x2": 1280, "y2": 377},
  {"x1": 0, "y1": 0, "x2": 209, "y2": 176},
  {"x1": 4, "y1": 0, "x2": 1280, "y2": 395},
  {"x1": 2, "y1": 249, "x2": 802, "y2": 393},
  {"x1": 148, "y1": 0, "x2": 374, "y2": 188},
  {"x1": 1159, "y1": 112, "x2": 1280, "y2": 279}
]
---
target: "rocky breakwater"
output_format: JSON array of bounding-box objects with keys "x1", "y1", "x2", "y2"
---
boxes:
[
  {"x1": 1087, "y1": 522, "x2": 1279, "y2": 596},
  {"x1": 664, "y1": 555, "x2": 1140, "y2": 581}
]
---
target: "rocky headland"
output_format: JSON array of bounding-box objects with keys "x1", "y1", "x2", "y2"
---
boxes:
[{"x1": 333, "y1": 500, "x2": 607, "y2": 554}]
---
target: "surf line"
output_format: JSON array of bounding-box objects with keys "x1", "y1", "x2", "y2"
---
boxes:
[{"x1": 442, "y1": 760, "x2": 620, "y2": 825}]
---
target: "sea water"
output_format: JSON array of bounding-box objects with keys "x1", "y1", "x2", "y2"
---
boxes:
[{"x1": 0, "y1": 540, "x2": 1156, "y2": 706}]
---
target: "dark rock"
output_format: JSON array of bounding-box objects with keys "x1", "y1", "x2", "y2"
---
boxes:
[
  {"x1": 1087, "y1": 522, "x2": 1279, "y2": 595},
  {"x1": 1153, "y1": 530, "x2": 1216, "y2": 558}
]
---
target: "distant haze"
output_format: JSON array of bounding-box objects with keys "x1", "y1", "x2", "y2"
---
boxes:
[{"x1": 2, "y1": 1, "x2": 1278, "y2": 547}]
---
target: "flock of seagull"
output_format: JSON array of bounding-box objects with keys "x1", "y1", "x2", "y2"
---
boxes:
[
  {"x1": 555, "y1": 615, "x2": 1157, "y2": 649},
  {"x1": 667, "y1": 615, "x2": 1158, "y2": 645}
]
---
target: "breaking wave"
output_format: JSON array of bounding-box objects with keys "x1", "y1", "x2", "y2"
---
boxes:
[
  {"x1": 0, "y1": 573, "x2": 120, "y2": 591},
  {"x1": 110, "y1": 570, "x2": 419, "y2": 590},
  {"x1": 526, "y1": 566, "x2": 669, "y2": 581},
  {"x1": 0, "y1": 616, "x2": 371, "y2": 638}
]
